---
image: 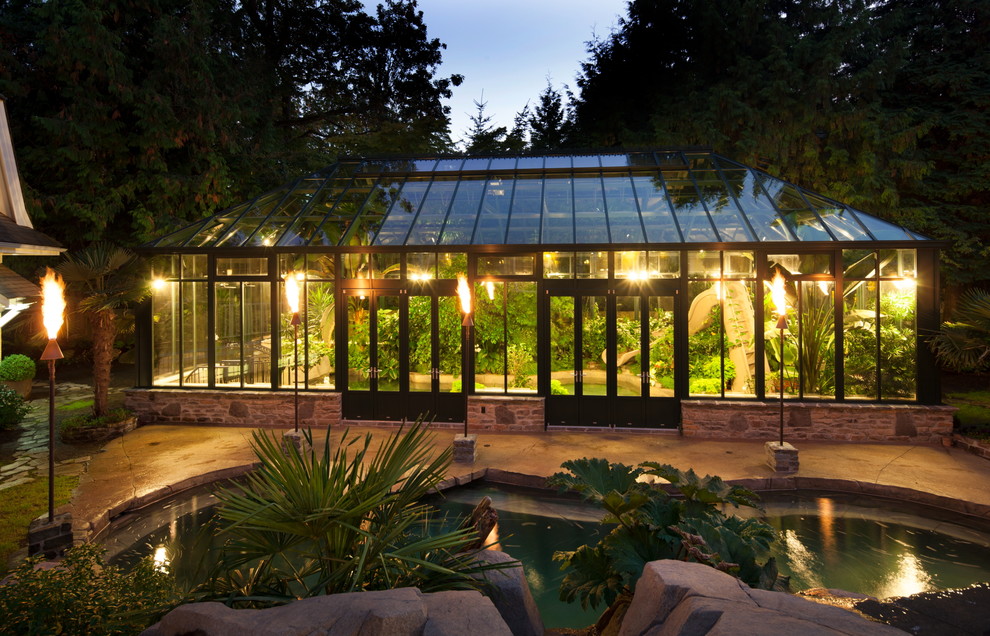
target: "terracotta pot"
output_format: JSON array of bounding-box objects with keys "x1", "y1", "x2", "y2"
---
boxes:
[{"x1": 2, "y1": 379, "x2": 33, "y2": 399}]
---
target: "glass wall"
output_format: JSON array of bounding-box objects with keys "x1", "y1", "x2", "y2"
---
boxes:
[{"x1": 474, "y1": 281, "x2": 537, "y2": 393}]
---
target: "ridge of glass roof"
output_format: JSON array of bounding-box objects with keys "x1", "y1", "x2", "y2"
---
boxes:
[{"x1": 145, "y1": 150, "x2": 930, "y2": 249}]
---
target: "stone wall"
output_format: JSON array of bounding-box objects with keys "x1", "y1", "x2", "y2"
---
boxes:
[
  {"x1": 682, "y1": 400, "x2": 954, "y2": 442},
  {"x1": 124, "y1": 389, "x2": 341, "y2": 428},
  {"x1": 466, "y1": 395, "x2": 544, "y2": 432}
]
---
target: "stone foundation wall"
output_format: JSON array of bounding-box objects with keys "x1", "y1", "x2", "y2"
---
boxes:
[
  {"x1": 682, "y1": 400, "x2": 955, "y2": 442},
  {"x1": 466, "y1": 396, "x2": 544, "y2": 432},
  {"x1": 125, "y1": 389, "x2": 341, "y2": 428}
]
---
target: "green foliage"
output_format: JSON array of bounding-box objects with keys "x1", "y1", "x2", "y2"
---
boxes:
[
  {"x1": 549, "y1": 458, "x2": 779, "y2": 611},
  {"x1": 930, "y1": 289, "x2": 990, "y2": 373},
  {"x1": 59, "y1": 407, "x2": 132, "y2": 435},
  {"x1": 0, "y1": 354, "x2": 36, "y2": 381},
  {"x1": 171, "y1": 422, "x2": 507, "y2": 603},
  {"x1": 449, "y1": 379, "x2": 486, "y2": 392},
  {"x1": 0, "y1": 385, "x2": 30, "y2": 430},
  {"x1": 0, "y1": 543, "x2": 175, "y2": 635},
  {"x1": 0, "y1": 476, "x2": 78, "y2": 576},
  {"x1": 550, "y1": 378, "x2": 570, "y2": 395}
]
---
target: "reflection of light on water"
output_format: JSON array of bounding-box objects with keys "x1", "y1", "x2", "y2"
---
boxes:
[
  {"x1": 526, "y1": 566, "x2": 545, "y2": 594},
  {"x1": 783, "y1": 530, "x2": 823, "y2": 588},
  {"x1": 152, "y1": 545, "x2": 169, "y2": 572},
  {"x1": 817, "y1": 497, "x2": 835, "y2": 565},
  {"x1": 877, "y1": 552, "x2": 934, "y2": 599},
  {"x1": 485, "y1": 523, "x2": 502, "y2": 552}
]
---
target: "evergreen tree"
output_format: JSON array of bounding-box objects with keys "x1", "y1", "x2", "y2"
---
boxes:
[
  {"x1": 464, "y1": 96, "x2": 509, "y2": 154},
  {"x1": 528, "y1": 80, "x2": 571, "y2": 150}
]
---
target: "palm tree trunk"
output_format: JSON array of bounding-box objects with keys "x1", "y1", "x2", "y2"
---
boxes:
[{"x1": 90, "y1": 309, "x2": 116, "y2": 417}]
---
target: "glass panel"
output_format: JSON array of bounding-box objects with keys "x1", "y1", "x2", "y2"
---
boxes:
[
  {"x1": 438, "y1": 253, "x2": 467, "y2": 278},
  {"x1": 507, "y1": 282, "x2": 537, "y2": 392},
  {"x1": 577, "y1": 251, "x2": 609, "y2": 278},
  {"x1": 181, "y1": 254, "x2": 207, "y2": 279},
  {"x1": 347, "y1": 293, "x2": 371, "y2": 390},
  {"x1": 439, "y1": 178, "x2": 486, "y2": 245},
  {"x1": 573, "y1": 176, "x2": 609, "y2": 244},
  {"x1": 408, "y1": 296, "x2": 432, "y2": 393},
  {"x1": 581, "y1": 296, "x2": 608, "y2": 396},
  {"x1": 277, "y1": 178, "x2": 351, "y2": 246},
  {"x1": 434, "y1": 158, "x2": 464, "y2": 171},
  {"x1": 855, "y1": 212, "x2": 914, "y2": 241},
  {"x1": 152, "y1": 281, "x2": 179, "y2": 385},
  {"x1": 817, "y1": 207, "x2": 870, "y2": 241},
  {"x1": 348, "y1": 177, "x2": 405, "y2": 246},
  {"x1": 376, "y1": 295, "x2": 400, "y2": 391},
  {"x1": 687, "y1": 251, "x2": 721, "y2": 279},
  {"x1": 602, "y1": 173, "x2": 645, "y2": 243},
  {"x1": 634, "y1": 172, "x2": 682, "y2": 243},
  {"x1": 474, "y1": 178, "x2": 514, "y2": 244},
  {"x1": 573, "y1": 155, "x2": 600, "y2": 168},
  {"x1": 153, "y1": 219, "x2": 208, "y2": 248},
  {"x1": 723, "y1": 281, "x2": 757, "y2": 397},
  {"x1": 308, "y1": 177, "x2": 377, "y2": 247},
  {"x1": 461, "y1": 157, "x2": 490, "y2": 171},
  {"x1": 181, "y1": 282, "x2": 208, "y2": 386},
  {"x1": 406, "y1": 178, "x2": 457, "y2": 245},
  {"x1": 545, "y1": 155, "x2": 571, "y2": 169},
  {"x1": 244, "y1": 189, "x2": 317, "y2": 247},
  {"x1": 307, "y1": 254, "x2": 335, "y2": 280},
  {"x1": 693, "y1": 171, "x2": 752, "y2": 241},
  {"x1": 374, "y1": 178, "x2": 428, "y2": 246},
  {"x1": 549, "y1": 295, "x2": 575, "y2": 395},
  {"x1": 214, "y1": 282, "x2": 241, "y2": 387},
  {"x1": 542, "y1": 176, "x2": 574, "y2": 244},
  {"x1": 477, "y1": 254, "x2": 535, "y2": 276},
  {"x1": 506, "y1": 176, "x2": 543, "y2": 244},
  {"x1": 305, "y1": 282, "x2": 335, "y2": 389},
  {"x1": 475, "y1": 281, "x2": 505, "y2": 393},
  {"x1": 373, "y1": 253, "x2": 401, "y2": 279},
  {"x1": 879, "y1": 249, "x2": 916, "y2": 278},
  {"x1": 217, "y1": 257, "x2": 267, "y2": 277},
  {"x1": 769, "y1": 253, "x2": 830, "y2": 275},
  {"x1": 438, "y1": 296, "x2": 461, "y2": 391},
  {"x1": 723, "y1": 169, "x2": 793, "y2": 241},
  {"x1": 723, "y1": 251, "x2": 755, "y2": 278},
  {"x1": 764, "y1": 278, "x2": 798, "y2": 399},
  {"x1": 278, "y1": 254, "x2": 306, "y2": 278},
  {"x1": 488, "y1": 157, "x2": 516, "y2": 171},
  {"x1": 214, "y1": 191, "x2": 286, "y2": 247},
  {"x1": 665, "y1": 179, "x2": 717, "y2": 242},
  {"x1": 242, "y1": 282, "x2": 271, "y2": 387},
  {"x1": 516, "y1": 156, "x2": 544, "y2": 169},
  {"x1": 615, "y1": 295, "x2": 642, "y2": 397},
  {"x1": 843, "y1": 280, "x2": 878, "y2": 399},
  {"x1": 543, "y1": 252, "x2": 574, "y2": 279},
  {"x1": 408, "y1": 253, "x2": 436, "y2": 281},
  {"x1": 879, "y1": 281, "x2": 916, "y2": 400},
  {"x1": 615, "y1": 251, "x2": 649, "y2": 279},
  {"x1": 343, "y1": 254, "x2": 373, "y2": 280},
  {"x1": 844, "y1": 250, "x2": 876, "y2": 279},
  {"x1": 787, "y1": 210, "x2": 832, "y2": 241},
  {"x1": 799, "y1": 281, "x2": 835, "y2": 398},
  {"x1": 647, "y1": 296, "x2": 675, "y2": 397},
  {"x1": 151, "y1": 255, "x2": 178, "y2": 280},
  {"x1": 688, "y1": 281, "x2": 726, "y2": 396}
]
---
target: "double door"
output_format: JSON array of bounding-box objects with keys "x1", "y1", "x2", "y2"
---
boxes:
[
  {"x1": 341, "y1": 286, "x2": 463, "y2": 422},
  {"x1": 544, "y1": 284, "x2": 679, "y2": 428}
]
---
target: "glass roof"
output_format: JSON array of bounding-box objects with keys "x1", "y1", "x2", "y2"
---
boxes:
[{"x1": 147, "y1": 150, "x2": 927, "y2": 249}]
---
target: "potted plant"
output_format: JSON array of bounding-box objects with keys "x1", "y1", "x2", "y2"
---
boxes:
[
  {"x1": 59, "y1": 407, "x2": 137, "y2": 444},
  {"x1": 0, "y1": 354, "x2": 36, "y2": 398}
]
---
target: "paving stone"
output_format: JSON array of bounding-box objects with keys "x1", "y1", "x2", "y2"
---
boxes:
[
  {"x1": 0, "y1": 476, "x2": 34, "y2": 491},
  {"x1": 0, "y1": 464, "x2": 32, "y2": 476}
]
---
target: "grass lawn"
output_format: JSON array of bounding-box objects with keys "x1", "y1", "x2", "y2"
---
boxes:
[{"x1": 0, "y1": 476, "x2": 77, "y2": 575}]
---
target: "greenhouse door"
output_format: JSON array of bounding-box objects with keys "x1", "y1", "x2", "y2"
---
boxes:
[
  {"x1": 342, "y1": 287, "x2": 464, "y2": 423},
  {"x1": 545, "y1": 287, "x2": 678, "y2": 428}
]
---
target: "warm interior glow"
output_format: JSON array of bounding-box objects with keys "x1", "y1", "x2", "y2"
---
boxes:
[
  {"x1": 457, "y1": 275, "x2": 472, "y2": 314},
  {"x1": 771, "y1": 271, "x2": 788, "y2": 317},
  {"x1": 485, "y1": 280, "x2": 495, "y2": 300},
  {"x1": 894, "y1": 277, "x2": 916, "y2": 291},
  {"x1": 151, "y1": 278, "x2": 167, "y2": 291},
  {"x1": 40, "y1": 268, "x2": 65, "y2": 340},
  {"x1": 285, "y1": 271, "x2": 301, "y2": 314}
]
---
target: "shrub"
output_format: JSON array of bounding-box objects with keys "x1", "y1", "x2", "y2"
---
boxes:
[
  {"x1": 550, "y1": 378, "x2": 569, "y2": 395},
  {"x1": 0, "y1": 542, "x2": 175, "y2": 635},
  {"x1": 0, "y1": 353, "x2": 36, "y2": 382},
  {"x1": 0, "y1": 385, "x2": 29, "y2": 430},
  {"x1": 59, "y1": 407, "x2": 132, "y2": 435}
]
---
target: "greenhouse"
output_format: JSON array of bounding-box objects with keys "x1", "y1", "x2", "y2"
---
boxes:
[{"x1": 132, "y1": 149, "x2": 942, "y2": 434}]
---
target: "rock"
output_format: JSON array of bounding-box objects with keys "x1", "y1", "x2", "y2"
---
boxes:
[
  {"x1": 472, "y1": 549, "x2": 544, "y2": 636},
  {"x1": 617, "y1": 560, "x2": 908, "y2": 636},
  {"x1": 854, "y1": 583, "x2": 990, "y2": 635},
  {"x1": 143, "y1": 586, "x2": 513, "y2": 636},
  {"x1": 461, "y1": 496, "x2": 498, "y2": 550}
]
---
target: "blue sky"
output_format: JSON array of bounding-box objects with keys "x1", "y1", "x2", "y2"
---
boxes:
[{"x1": 412, "y1": 0, "x2": 628, "y2": 147}]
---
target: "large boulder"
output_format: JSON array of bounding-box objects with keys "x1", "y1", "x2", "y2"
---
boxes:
[
  {"x1": 618, "y1": 561, "x2": 908, "y2": 636},
  {"x1": 141, "y1": 587, "x2": 512, "y2": 636},
  {"x1": 473, "y1": 549, "x2": 544, "y2": 636}
]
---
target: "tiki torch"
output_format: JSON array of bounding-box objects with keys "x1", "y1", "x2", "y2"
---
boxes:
[
  {"x1": 771, "y1": 271, "x2": 789, "y2": 445},
  {"x1": 40, "y1": 268, "x2": 65, "y2": 522},
  {"x1": 457, "y1": 275, "x2": 473, "y2": 437},
  {"x1": 285, "y1": 272, "x2": 302, "y2": 432}
]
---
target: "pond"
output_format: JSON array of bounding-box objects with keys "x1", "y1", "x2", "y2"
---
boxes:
[{"x1": 103, "y1": 482, "x2": 990, "y2": 630}]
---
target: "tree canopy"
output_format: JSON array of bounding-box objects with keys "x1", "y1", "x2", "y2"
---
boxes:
[{"x1": 0, "y1": 0, "x2": 461, "y2": 249}]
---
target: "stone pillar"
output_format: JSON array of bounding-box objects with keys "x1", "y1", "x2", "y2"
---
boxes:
[
  {"x1": 282, "y1": 430, "x2": 312, "y2": 457},
  {"x1": 454, "y1": 434, "x2": 477, "y2": 463},
  {"x1": 765, "y1": 441, "x2": 799, "y2": 474},
  {"x1": 28, "y1": 512, "x2": 73, "y2": 559}
]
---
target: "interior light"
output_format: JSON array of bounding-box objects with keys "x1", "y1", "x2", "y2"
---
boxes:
[
  {"x1": 485, "y1": 280, "x2": 495, "y2": 300},
  {"x1": 152, "y1": 278, "x2": 167, "y2": 291},
  {"x1": 894, "y1": 278, "x2": 916, "y2": 291}
]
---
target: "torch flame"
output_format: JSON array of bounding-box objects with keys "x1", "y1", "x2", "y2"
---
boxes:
[
  {"x1": 771, "y1": 271, "x2": 787, "y2": 317},
  {"x1": 41, "y1": 268, "x2": 65, "y2": 340},
  {"x1": 457, "y1": 275, "x2": 471, "y2": 315},
  {"x1": 285, "y1": 271, "x2": 301, "y2": 314}
]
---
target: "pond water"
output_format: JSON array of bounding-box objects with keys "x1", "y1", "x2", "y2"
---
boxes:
[{"x1": 104, "y1": 483, "x2": 990, "y2": 631}]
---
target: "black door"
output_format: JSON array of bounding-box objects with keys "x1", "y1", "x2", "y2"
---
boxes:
[
  {"x1": 406, "y1": 289, "x2": 464, "y2": 423},
  {"x1": 341, "y1": 289, "x2": 402, "y2": 420}
]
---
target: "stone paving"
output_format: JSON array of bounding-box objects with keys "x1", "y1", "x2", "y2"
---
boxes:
[{"x1": 0, "y1": 381, "x2": 123, "y2": 492}]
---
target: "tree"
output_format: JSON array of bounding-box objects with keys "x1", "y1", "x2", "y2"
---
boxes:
[
  {"x1": 929, "y1": 289, "x2": 990, "y2": 373},
  {"x1": 528, "y1": 80, "x2": 571, "y2": 150},
  {"x1": 58, "y1": 243, "x2": 148, "y2": 417},
  {"x1": 464, "y1": 95, "x2": 510, "y2": 154}
]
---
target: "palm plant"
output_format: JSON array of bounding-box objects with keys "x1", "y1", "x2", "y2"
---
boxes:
[
  {"x1": 548, "y1": 459, "x2": 779, "y2": 615},
  {"x1": 58, "y1": 243, "x2": 148, "y2": 416},
  {"x1": 930, "y1": 288, "x2": 990, "y2": 374},
  {"x1": 173, "y1": 421, "x2": 506, "y2": 604}
]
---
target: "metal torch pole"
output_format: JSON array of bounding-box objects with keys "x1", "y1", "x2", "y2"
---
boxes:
[
  {"x1": 47, "y1": 359, "x2": 55, "y2": 521},
  {"x1": 292, "y1": 312, "x2": 300, "y2": 432},
  {"x1": 777, "y1": 314, "x2": 787, "y2": 446}
]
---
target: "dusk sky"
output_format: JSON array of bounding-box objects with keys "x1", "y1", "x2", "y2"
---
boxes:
[{"x1": 412, "y1": 0, "x2": 627, "y2": 146}]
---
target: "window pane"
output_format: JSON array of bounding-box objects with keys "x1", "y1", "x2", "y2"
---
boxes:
[
  {"x1": 408, "y1": 296, "x2": 432, "y2": 393},
  {"x1": 438, "y1": 296, "x2": 462, "y2": 390},
  {"x1": 688, "y1": 281, "x2": 726, "y2": 396},
  {"x1": 408, "y1": 253, "x2": 436, "y2": 280},
  {"x1": 724, "y1": 281, "x2": 757, "y2": 397},
  {"x1": 769, "y1": 253, "x2": 830, "y2": 275},
  {"x1": 549, "y1": 296, "x2": 575, "y2": 395},
  {"x1": 799, "y1": 281, "x2": 835, "y2": 398},
  {"x1": 581, "y1": 296, "x2": 608, "y2": 396},
  {"x1": 879, "y1": 281, "x2": 916, "y2": 400},
  {"x1": 723, "y1": 251, "x2": 755, "y2": 278},
  {"x1": 215, "y1": 283, "x2": 242, "y2": 387},
  {"x1": 152, "y1": 281, "x2": 179, "y2": 385},
  {"x1": 243, "y1": 282, "x2": 271, "y2": 388},
  {"x1": 544, "y1": 252, "x2": 574, "y2": 278},
  {"x1": 477, "y1": 254, "x2": 535, "y2": 276},
  {"x1": 616, "y1": 295, "x2": 642, "y2": 397},
  {"x1": 217, "y1": 257, "x2": 268, "y2": 277},
  {"x1": 181, "y1": 282, "x2": 208, "y2": 386},
  {"x1": 577, "y1": 251, "x2": 609, "y2": 278},
  {"x1": 843, "y1": 280, "x2": 877, "y2": 399},
  {"x1": 843, "y1": 250, "x2": 876, "y2": 279},
  {"x1": 542, "y1": 176, "x2": 574, "y2": 244},
  {"x1": 438, "y1": 253, "x2": 467, "y2": 278},
  {"x1": 687, "y1": 251, "x2": 721, "y2": 278},
  {"x1": 647, "y1": 296, "x2": 675, "y2": 396}
]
